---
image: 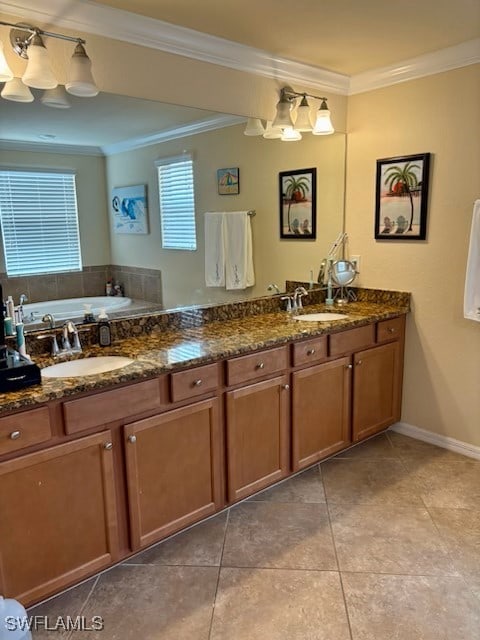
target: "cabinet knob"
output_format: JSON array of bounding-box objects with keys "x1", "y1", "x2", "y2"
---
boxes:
[
  {"x1": 128, "y1": 435, "x2": 137, "y2": 444},
  {"x1": 256, "y1": 362, "x2": 265, "y2": 370},
  {"x1": 345, "y1": 364, "x2": 353, "y2": 370},
  {"x1": 388, "y1": 327, "x2": 396, "y2": 333},
  {"x1": 193, "y1": 379, "x2": 203, "y2": 386},
  {"x1": 282, "y1": 384, "x2": 290, "y2": 390},
  {"x1": 104, "y1": 442, "x2": 113, "y2": 450},
  {"x1": 9, "y1": 430, "x2": 21, "y2": 440},
  {"x1": 306, "y1": 348, "x2": 316, "y2": 355},
  {"x1": 355, "y1": 360, "x2": 363, "y2": 365}
]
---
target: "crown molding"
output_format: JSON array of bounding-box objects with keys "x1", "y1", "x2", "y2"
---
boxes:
[
  {"x1": 0, "y1": 139, "x2": 103, "y2": 156},
  {"x1": 0, "y1": 0, "x2": 350, "y2": 95},
  {"x1": 349, "y1": 38, "x2": 480, "y2": 94},
  {"x1": 101, "y1": 114, "x2": 245, "y2": 156},
  {"x1": 2, "y1": 1, "x2": 478, "y2": 99}
]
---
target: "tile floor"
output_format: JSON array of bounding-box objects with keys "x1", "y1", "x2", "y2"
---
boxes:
[{"x1": 29, "y1": 431, "x2": 480, "y2": 639}]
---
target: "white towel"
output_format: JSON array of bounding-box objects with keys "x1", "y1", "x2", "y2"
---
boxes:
[
  {"x1": 224, "y1": 211, "x2": 255, "y2": 290},
  {"x1": 464, "y1": 200, "x2": 480, "y2": 322},
  {"x1": 205, "y1": 212, "x2": 226, "y2": 287}
]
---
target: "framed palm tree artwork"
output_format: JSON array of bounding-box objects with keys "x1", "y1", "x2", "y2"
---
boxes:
[
  {"x1": 279, "y1": 167, "x2": 317, "y2": 239},
  {"x1": 375, "y1": 153, "x2": 431, "y2": 240}
]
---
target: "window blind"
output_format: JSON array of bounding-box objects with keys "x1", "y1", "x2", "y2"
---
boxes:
[
  {"x1": 0, "y1": 169, "x2": 82, "y2": 276},
  {"x1": 156, "y1": 156, "x2": 197, "y2": 250}
]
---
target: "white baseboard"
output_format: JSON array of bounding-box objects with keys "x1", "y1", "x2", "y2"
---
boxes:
[{"x1": 390, "y1": 422, "x2": 480, "y2": 461}]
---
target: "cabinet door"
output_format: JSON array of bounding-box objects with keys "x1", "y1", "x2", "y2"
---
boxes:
[
  {"x1": 292, "y1": 357, "x2": 351, "y2": 471},
  {"x1": 125, "y1": 399, "x2": 222, "y2": 550},
  {"x1": 352, "y1": 341, "x2": 401, "y2": 442},
  {"x1": 0, "y1": 431, "x2": 119, "y2": 606},
  {"x1": 226, "y1": 375, "x2": 290, "y2": 502}
]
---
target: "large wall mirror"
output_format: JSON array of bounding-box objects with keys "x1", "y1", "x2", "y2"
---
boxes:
[{"x1": 0, "y1": 91, "x2": 346, "y2": 312}]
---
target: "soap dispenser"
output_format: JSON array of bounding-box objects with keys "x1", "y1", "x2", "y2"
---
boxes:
[{"x1": 97, "y1": 308, "x2": 111, "y2": 347}]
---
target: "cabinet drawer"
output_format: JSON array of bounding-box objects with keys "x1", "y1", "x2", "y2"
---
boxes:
[
  {"x1": 0, "y1": 406, "x2": 52, "y2": 456},
  {"x1": 170, "y1": 363, "x2": 220, "y2": 402},
  {"x1": 377, "y1": 316, "x2": 405, "y2": 343},
  {"x1": 292, "y1": 336, "x2": 328, "y2": 367},
  {"x1": 226, "y1": 346, "x2": 288, "y2": 386},
  {"x1": 329, "y1": 324, "x2": 375, "y2": 357},
  {"x1": 63, "y1": 379, "x2": 162, "y2": 434}
]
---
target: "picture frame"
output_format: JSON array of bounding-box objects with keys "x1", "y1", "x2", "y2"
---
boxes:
[
  {"x1": 217, "y1": 167, "x2": 240, "y2": 195},
  {"x1": 279, "y1": 167, "x2": 317, "y2": 239},
  {"x1": 111, "y1": 184, "x2": 149, "y2": 234},
  {"x1": 374, "y1": 153, "x2": 431, "y2": 240}
]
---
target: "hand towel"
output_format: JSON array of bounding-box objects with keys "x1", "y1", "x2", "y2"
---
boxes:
[
  {"x1": 224, "y1": 211, "x2": 255, "y2": 290},
  {"x1": 205, "y1": 212, "x2": 226, "y2": 287},
  {"x1": 464, "y1": 199, "x2": 480, "y2": 322}
]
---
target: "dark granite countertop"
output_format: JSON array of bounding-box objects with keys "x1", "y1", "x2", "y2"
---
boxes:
[{"x1": 0, "y1": 295, "x2": 410, "y2": 415}]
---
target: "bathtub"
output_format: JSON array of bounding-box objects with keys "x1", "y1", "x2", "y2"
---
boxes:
[{"x1": 23, "y1": 296, "x2": 132, "y2": 324}]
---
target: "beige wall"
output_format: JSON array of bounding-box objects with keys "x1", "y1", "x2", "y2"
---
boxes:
[
  {"x1": 345, "y1": 64, "x2": 480, "y2": 447},
  {"x1": 0, "y1": 149, "x2": 110, "y2": 270},
  {"x1": 106, "y1": 125, "x2": 345, "y2": 308}
]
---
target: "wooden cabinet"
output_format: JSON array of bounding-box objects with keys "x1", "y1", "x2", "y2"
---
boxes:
[
  {"x1": 225, "y1": 375, "x2": 290, "y2": 501},
  {"x1": 292, "y1": 357, "x2": 351, "y2": 471},
  {"x1": 352, "y1": 341, "x2": 402, "y2": 442},
  {"x1": 124, "y1": 398, "x2": 222, "y2": 550},
  {"x1": 0, "y1": 431, "x2": 119, "y2": 604}
]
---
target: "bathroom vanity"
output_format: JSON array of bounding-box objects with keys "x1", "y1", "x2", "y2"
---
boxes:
[{"x1": 0, "y1": 293, "x2": 408, "y2": 607}]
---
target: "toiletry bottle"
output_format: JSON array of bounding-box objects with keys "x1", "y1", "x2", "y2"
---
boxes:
[
  {"x1": 6, "y1": 295, "x2": 15, "y2": 327},
  {"x1": 98, "y1": 308, "x2": 111, "y2": 347},
  {"x1": 106, "y1": 280, "x2": 113, "y2": 296},
  {"x1": 16, "y1": 322, "x2": 28, "y2": 358}
]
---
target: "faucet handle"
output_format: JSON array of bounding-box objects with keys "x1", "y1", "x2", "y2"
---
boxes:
[{"x1": 280, "y1": 295, "x2": 292, "y2": 312}]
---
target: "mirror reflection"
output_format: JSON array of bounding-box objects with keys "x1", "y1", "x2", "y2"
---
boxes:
[{"x1": 0, "y1": 91, "x2": 346, "y2": 319}]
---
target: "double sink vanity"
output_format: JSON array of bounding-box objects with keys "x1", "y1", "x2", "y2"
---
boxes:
[{"x1": 0, "y1": 287, "x2": 409, "y2": 607}]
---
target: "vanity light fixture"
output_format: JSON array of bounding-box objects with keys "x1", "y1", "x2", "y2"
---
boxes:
[
  {"x1": 0, "y1": 20, "x2": 99, "y2": 105},
  {"x1": 243, "y1": 85, "x2": 334, "y2": 141}
]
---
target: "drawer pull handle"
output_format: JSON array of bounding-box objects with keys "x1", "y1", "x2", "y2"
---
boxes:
[
  {"x1": 6, "y1": 374, "x2": 27, "y2": 382},
  {"x1": 282, "y1": 384, "x2": 290, "y2": 390},
  {"x1": 356, "y1": 360, "x2": 363, "y2": 366},
  {"x1": 10, "y1": 430, "x2": 21, "y2": 440},
  {"x1": 388, "y1": 327, "x2": 396, "y2": 333},
  {"x1": 345, "y1": 364, "x2": 353, "y2": 370},
  {"x1": 128, "y1": 435, "x2": 137, "y2": 444},
  {"x1": 104, "y1": 442, "x2": 113, "y2": 450},
  {"x1": 306, "y1": 348, "x2": 316, "y2": 355},
  {"x1": 256, "y1": 362, "x2": 265, "y2": 370},
  {"x1": 193, "y1": 379, "x2": 203, "y2": 386}
]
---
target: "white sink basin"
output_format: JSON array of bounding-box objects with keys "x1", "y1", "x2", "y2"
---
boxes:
[
  {"x1": 41, "y1": 356, "x2": 134, "y2": 378},
  {"x1": 294, "y1": 313, "x2": 349, "y2": 322}
]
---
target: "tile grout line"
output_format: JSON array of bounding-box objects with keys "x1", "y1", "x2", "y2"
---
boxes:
[
  {"x1": 65, "y1": 575, "x2": 100, "y2": 640},
  {"x1": 207, "y1": 508, "x2": 230, "y2": 640},
  {"x1": 324, "y1": 497, "x2": 354, "y2": 640}
]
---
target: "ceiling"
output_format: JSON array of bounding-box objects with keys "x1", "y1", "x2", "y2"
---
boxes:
[
  {"x1": 0, "y1": 92, "x2": 218, "y2": 148},
  {"x1": 94, "y1": 0, "x2": 480, "y2": 75},
  {"x1": 0, "y1": 0, "x2": 478, "y2": 148}
]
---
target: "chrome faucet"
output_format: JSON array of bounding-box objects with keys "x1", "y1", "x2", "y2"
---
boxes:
[
  {"x1": 267, "y1": 283, "x2": 280, "y2": 294},
  {"x1": 42, "y1": 314, "x2": 56, "y2": 329},
  {"x1": 294, "y1": 287, "x2": 308, "y2": 310},
  {"x1": 62, "y1": 321, "x2": 82, "y2": 353}
]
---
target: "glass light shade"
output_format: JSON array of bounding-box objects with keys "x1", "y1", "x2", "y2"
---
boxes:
[
  {"x1": 1, "y1": 77, "x2": 34, "y2": 102},
  {"x1": 244, "y1": 118, "x2": 265, "y2": 136},
  {"x1": 294, "y1": 104, "x2": 313, "y2": 132},
  {"x1": 0, "y1": 41, "x2": 14, "y2": 82},
  {"x1": 41, "y1": 85, "x2": 71, "y2": 109},
  {"x1": 272, "y1": 97, "x2": 294, "y2": 129},
  {"x1": 262, "y1": 121, "x2": 282, "y2": 139},
  {"x1": 22, "y1": 35, "x2": 58, "y2": 89},
  {"x1": 312, "y1": 101, "x2": 334, "y2": 135},
  {"x1": 281, "y1": 127, "x2": 302, "y2": 142},
  {"x1": 66, "y1": 44, "x2": 99, "y2": 97}
]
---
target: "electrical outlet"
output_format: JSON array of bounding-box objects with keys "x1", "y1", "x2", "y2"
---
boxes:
[{"x1": 351, "y1": 255, "x2": 361, "y2": 272}]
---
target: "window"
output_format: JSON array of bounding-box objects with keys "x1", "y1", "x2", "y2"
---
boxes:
[
  {"x1": 156, "y1": 154, "x2": 196, "y2": 250},
  {"x1": 0, "y1": 169, "x2": 82, "y2": 277}
]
